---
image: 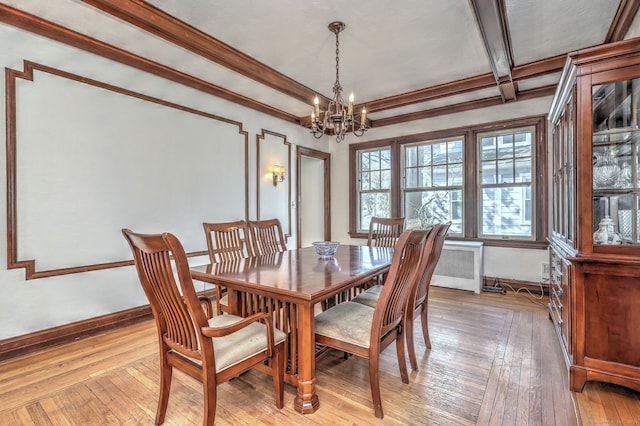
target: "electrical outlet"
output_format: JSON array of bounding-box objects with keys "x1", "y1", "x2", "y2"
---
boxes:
[{"x1": 542, "y1": 263, "x2": 550, "y2": 277}]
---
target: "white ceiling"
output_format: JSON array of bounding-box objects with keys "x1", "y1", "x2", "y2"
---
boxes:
[{"x1": 0, "y1": 0, "x2": 629, "y2": 125}]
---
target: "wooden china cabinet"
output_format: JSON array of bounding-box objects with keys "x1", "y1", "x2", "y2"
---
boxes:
[{"x1": 548, "y1": 37, "x2": 640, "y2": 394}]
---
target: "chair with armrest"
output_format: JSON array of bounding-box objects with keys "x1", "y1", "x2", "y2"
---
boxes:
[
  {"x1": 202, "y1": 220, "x2": 253, "y2": 315},
  {"x1": 248, "y1": 218, "x2": 287, "y2": 256},
  {"x1": 314, "y1": 228, "x2": 435, "y2": 419},
  {"x1": 122, "y1": 228, "x2": 286, "y2": 426},
  {"x1": 366, "y1": 216, "x2": 405, "y2": 248}
]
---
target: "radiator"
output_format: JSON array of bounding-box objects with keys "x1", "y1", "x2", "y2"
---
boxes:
[{"x1": 431, "y1": 241, "x2": 483, "y2": 293}]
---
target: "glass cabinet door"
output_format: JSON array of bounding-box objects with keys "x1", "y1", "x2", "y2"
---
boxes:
[{"x1": 592, "y1": 77, "x2": 640, "y2": 246}]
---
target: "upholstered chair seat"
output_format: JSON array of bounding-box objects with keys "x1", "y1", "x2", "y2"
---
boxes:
[
  {"x1": 204, "y1": 314, "x2": 287, "y2": 372},
  {"x1": 315, "y1": 301, "x2": 375, "y2": 348},
  {"x1": 350, "y1": 284, "x2": 383, "y2": 308}
]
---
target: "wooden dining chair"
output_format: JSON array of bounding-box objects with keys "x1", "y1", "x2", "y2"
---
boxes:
[
  {"x1": 248, "y1": 218, "x2": 287, "y2": 255},
  {"x1": 350, "y1": 224, "x2": 435, "y2": 308},
  {"x1": 404, "y1": 222, "x2": 450, "y2": 371},
  {"x1": 358, "y1": 216, "x2": 406, "y2": 294},
  {"x1": 366, "y1": 216, "x2": 405, "y2": 248},
  {"x1": 202, "y1": 220, "x2": 253, "y2": 315},
  {"x1": 351, "y1": 223, "x2": 449, "y2": 371},
  {"x1": 122, "y1": 229, "x2": 286, "y2": 426},
  {"x1": 314, "y1": 229, "x2": 434, "y2": 419}
]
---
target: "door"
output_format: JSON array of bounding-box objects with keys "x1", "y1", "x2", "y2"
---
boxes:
[{"x1": 297, "y1": 147, "x2": 330, "y2": 247}]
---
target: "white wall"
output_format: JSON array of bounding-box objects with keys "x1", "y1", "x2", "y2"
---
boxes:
[
  {"x1": 0, "y1": 23, "x2": 326, "y2": 340},
  {"x1": 625, "y1": 9, "x2": 640, "y2": 39}
]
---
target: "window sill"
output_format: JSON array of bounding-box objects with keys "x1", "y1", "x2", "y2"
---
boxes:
[
  {"x1": 449, "y1": 237, "x2": 548, "y2": 250},
  {"x1": 348, "y1": 232, "x2": 548, "y2": 250}
]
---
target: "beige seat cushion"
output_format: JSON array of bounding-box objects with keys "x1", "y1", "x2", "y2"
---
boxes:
[
  {"x1": 350, "y1": 284, "x2": 383, "y2": 308},
  {"x1": 183, "y1": 314, "x2": 287, "y2": 372},
  {"x1": 315, "y1": 301, "x2": 375, "y2": 349}
]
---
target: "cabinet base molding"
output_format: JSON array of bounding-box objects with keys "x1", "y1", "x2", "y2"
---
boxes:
[{"x1": 571, "y1": 364, "x2": 640, "y2": 393}]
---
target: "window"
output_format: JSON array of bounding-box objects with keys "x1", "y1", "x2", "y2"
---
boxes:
[
  {"x1": 479, "y1": 127, "x2": 534, "y2": 239},
  {"x1": 349, "y1": 116, "x2": 547, "y2": 248},
  {"x1": 402, "y1": 138, "x2": 464, "y2": 233},
  {"x1": 356, "y1": 147, "x2": 392, "y2": 230}
]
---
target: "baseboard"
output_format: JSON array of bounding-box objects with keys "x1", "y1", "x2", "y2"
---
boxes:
[
  {"x1": 482, "y1": 276, "x2": 549, "y2": 296},
  {"x1": 0, "y1": 305, "x2": 152, "y2": 363}
]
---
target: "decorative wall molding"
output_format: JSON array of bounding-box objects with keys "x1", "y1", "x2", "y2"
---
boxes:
[
  {"x1": 256, "y1": 130, "x2": 292, "y2": 238},
  {"x1": 6, "y1": 61, "x2": 249, "y2": 279}
]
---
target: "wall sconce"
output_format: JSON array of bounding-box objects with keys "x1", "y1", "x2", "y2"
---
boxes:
[{"x1": 272, "y1": 165, "x2": 286, "y2": 186}]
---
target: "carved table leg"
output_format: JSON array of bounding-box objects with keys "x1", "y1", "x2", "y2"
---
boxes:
[{"x1": 293, "y1": 302, "x2": 320, "y2": 413}]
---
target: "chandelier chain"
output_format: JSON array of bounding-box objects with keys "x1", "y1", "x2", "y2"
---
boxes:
[
  {"x1": 310, "y1": 21, "x2": 368, "y2": 143},
  {"x1": 335, "y1": 29, "x2": 340, "y2": 92}
]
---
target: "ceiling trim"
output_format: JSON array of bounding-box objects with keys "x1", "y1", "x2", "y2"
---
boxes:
[
  {"x1": 0, "y1": 3, "x2": 300, "y2": 124},
  {"x1": 605, "y1": 0, "x2": 640, "y2": 42},
  {"x1": 512, "y1": 55, "x2": 566, "y2": 80},
  {"x1": 80, "y1": 0, "x2": 329, "y2": 106},
  {"x1": 371, "y1": 84, "x2": 556, "y2": 127},
  {"x1": 363, "y1": 73, "x2": 497, "y2": 113}
]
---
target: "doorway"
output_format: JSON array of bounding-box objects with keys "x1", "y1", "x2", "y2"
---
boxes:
[{"x1": 296, "y1": 146, "x2": 330, "y2": 247}]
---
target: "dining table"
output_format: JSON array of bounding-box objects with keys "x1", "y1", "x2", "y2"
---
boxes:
[{"x1": 190, "y1": 244, "x2": 393, "y2": 414}]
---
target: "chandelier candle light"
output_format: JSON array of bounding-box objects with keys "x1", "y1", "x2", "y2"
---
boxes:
[{"x1": 311, "y1": 21, "x2": 368, "y2": 143}]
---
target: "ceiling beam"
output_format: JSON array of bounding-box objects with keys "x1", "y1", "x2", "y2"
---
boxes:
[
  {"x1": 360, "y1": 54, "x2": 565, "y2": 117},
  {"x1": 352, "y1": 84, "x2": 555, "y2": 129},
  {"x1": 80, "y1": 0, "x2": 329, "y2": 106},
  {"x1": 605, "y1": 0, "x2": 640, "y2": 42},
  {"x1": 468, "y1": 0, "x2": 516, "y2": 102},
  {"x1": 0, "y1": 4, "x2": 300, "y2": 124}
]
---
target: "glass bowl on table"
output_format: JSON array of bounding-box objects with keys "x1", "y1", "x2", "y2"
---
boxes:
[{"x1": 312, "y1": 241, "x2": 340, "y2": 258}]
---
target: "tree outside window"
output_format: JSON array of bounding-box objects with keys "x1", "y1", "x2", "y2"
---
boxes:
[{"x1": 402, "y1": 138, "x2": 463, "y2": 233}]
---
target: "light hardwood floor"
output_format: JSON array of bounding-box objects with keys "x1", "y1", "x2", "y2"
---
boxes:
[{"x1": 0, "y1": 287, "x2": 638, "y2": 425}]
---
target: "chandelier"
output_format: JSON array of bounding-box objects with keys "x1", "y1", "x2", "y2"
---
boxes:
[{"x1": 311, "y1": 21, "x2": 368, "y2": 143}]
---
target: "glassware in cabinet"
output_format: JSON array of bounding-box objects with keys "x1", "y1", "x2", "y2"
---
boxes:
[{"x1": 592, "y1": 77, "x2": 640, "y2": 246}]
